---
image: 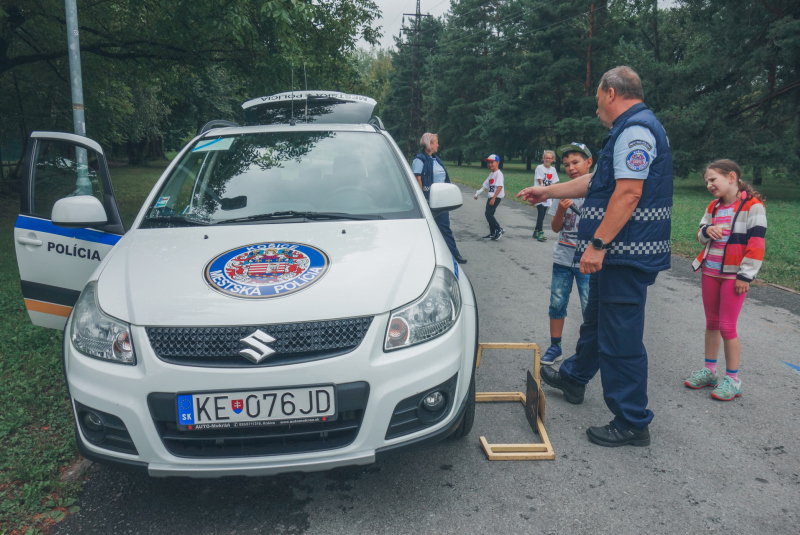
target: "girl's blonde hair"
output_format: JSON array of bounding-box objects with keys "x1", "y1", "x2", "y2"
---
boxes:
[
  {"x1": 703, "y1": 159, "x2": 765, "y2": 202},
  {"x1": 543, "y1": 150, "x2": 556, "y2": 160}
]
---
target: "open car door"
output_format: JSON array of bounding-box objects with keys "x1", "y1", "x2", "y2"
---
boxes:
[{"x1": 14, "y1": 132, "x2": 124, "y2": 330}]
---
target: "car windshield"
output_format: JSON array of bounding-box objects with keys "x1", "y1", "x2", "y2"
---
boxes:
[{"x1": 141, "y1": 131, "x2": 419, "y2": 227}]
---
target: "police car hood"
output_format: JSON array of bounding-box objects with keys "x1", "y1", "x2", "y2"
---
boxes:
[{"x1": 96, "y1": 219, "x2": 436, "y2": 326}]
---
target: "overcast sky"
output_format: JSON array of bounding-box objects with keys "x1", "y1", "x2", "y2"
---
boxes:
[
  {"x1": 359, "y1": 0, "x2": 677, "y2": 50},
  {"x1": 361, "y1": 0, "x2": 452, "y2": 49}
]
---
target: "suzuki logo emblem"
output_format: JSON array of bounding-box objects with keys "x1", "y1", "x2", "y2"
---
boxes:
[{"x1": 239, "y1": 330, "x2": 276, "y2": 363}]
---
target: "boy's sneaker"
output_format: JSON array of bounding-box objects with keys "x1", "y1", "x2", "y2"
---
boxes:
[
  {"x1": 536, "y1": 231, "x2": 547, "y2": 242},
  {"x1": 711, "y1": 376, "x2": 742, "y2": 401},
  {"x1": 491, "y1": 228, "x2": 504, "y2": 241},
  {"x1": 482, "y1": 232, "x2": 495, "y2": 239},
  {"x1": 684, "y1": 368, "x2": 719, "y2": 389},
  {"x1": 540, "y1": 344, "x2": 563, "y2": 366}
]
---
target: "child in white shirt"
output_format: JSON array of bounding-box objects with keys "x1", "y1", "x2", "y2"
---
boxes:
[
  {"x1": 532, "y1": 150, "x2": 560, "y2": 241},
  {"x1": 473, "y1": 154, "x2": 505, "y2": 240}
]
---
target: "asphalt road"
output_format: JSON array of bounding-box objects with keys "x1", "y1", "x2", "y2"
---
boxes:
[{"x1": 55, "y1": 185, "x2": 800, "y2": 534}]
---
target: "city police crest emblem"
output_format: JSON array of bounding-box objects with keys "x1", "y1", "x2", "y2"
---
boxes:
[
  {"x1": 626, "y1": 149, "x2": 650, "y2": 171},
  {"x1": 204, "y1": 242, "x2": 329, "y2": 298}
]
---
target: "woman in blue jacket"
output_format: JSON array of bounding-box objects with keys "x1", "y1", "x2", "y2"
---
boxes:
[{"x1": 412, "y1": 133, "x2": 467, "y2": 264}]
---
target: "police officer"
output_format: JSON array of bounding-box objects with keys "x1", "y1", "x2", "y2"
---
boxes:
[
  {"x1": 413, "y1": 133, "x2": 467, "y2": 264},
  {"x1": 518, "y1": 66, "x2": 673, "y2": 447}
]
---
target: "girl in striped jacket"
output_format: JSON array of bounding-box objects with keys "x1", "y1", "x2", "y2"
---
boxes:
[{"x1": 685, "y1": 160, "x2": 767, "y2": 401}]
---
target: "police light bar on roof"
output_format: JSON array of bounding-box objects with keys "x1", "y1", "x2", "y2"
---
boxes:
[{"x1": 242, "y1": 91, "x2": 377, "y2": 127}]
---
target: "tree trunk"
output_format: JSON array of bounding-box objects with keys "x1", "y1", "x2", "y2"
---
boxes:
[
  {"x1": 498, "y1": 154, "x2": 503, "y2": 170},
  {"x1": 526, "y1": 155, "x2": 532, "y2": 170},
  {"x1": 458, "y1": 153, "x2": 463, "y2": 166},
  {"x1": 753, "y1": 166, "x2": 763, "y2": 186},
  {"x1": 147, "y1": 137, "x2": 166, "y2": 160},
  {"x1": 651, "y1": 0, "x2": 660, "y2": 62},
  {"x1": 586, "y1": 4, "x2": 595, "y2": 96}
]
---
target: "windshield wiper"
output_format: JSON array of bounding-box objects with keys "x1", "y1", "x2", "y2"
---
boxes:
[
  {"x1": 144, "y1": 215, "x2": 213, "y2": 226},
  {"x1": 218, "y1": 211, "x2": 383, "y2": 224}
]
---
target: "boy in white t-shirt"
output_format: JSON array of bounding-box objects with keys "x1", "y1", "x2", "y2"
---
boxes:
[
  {"x1": 473, "y1": 154, "x2": 505, "y2": 240},
  {"x1": 532, "y1": 150, "x2": 560, "y2": 241}
]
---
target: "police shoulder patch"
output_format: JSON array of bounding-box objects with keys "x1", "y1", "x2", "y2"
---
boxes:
[
  {"x1": 627, "y1": 139, "x2": 653, "y2": 151},
  {"x1": 204, "y1": 242, "x2": 329, "y2": 299},
  {"x1": 626, "y1": 149, "x2": 650, "y2": 172}
]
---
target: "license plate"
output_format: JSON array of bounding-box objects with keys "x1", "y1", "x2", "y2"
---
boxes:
[{"x1": 176, "y1": 385, "x2": 336, "y2": 431}]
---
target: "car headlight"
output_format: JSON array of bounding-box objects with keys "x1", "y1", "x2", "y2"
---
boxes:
[
  {"x1": 71, "y1": 281, "x2": 135, "y2": 365},
  {"x1": 384, "y1": 267, "x2": 462, "y2": 351}
]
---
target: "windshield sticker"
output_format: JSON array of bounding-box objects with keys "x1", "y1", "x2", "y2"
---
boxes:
[
  {"x1": 193, "y1": 137, "x2": 234, "y2": 153},
  {"x1": 155, "y1": 196, "x2": 170, "y2": 208},
  {"x1": 205, "y1": 243, "x2": 329, "y2": 299}
]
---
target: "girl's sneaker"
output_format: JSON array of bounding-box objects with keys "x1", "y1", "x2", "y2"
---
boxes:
[
  {"x1": 711, "y1": 376, "x2": 742, "y2": 401},
  {"x1": 536, "y1": 231, "x2": 547, "y2": 242},
  {"x1": 684, "y1": 368, "x2": 719, "y2": 389}
]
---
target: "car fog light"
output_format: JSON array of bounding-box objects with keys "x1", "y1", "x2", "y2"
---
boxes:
[
  {"x1": 83, "y1": 411, "x2": 104, "y2": 433},
  {"x1": 422, "y1": 391, "x2": 445, "y2": 412}
]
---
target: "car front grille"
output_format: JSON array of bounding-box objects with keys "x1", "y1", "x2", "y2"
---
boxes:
[
  {"x1": 147, "y1": 382, "x2": 369, "y2": 458},
  {"x1": 145, "y1": 316, "x2": 373, "y2": 367}
]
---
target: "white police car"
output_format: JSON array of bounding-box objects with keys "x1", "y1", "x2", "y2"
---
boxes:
[{"x1": 13, "y1": 91, "x2": 478, "y2": 477}]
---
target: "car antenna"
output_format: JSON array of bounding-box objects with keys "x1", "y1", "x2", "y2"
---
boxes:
[
  {"x1": 303, "y1": 62, "x2": 308, "y2": 122},
  {"x1": 290, "y1": 68, "x2": 295, "y2": 126}
]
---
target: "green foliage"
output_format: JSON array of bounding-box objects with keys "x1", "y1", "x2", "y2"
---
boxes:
[
  {"x1": 0, "y1": 0, "x2": 382, "y2": 165},
  {"x1": 349, "y1": 48, "x2": 393, "y2": 116},
  {"x1": 382, "y1": 0, "x2": 800, "y2": 181}
]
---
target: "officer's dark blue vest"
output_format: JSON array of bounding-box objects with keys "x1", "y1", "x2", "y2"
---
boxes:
[
  {"x1": 414, "y1": 152, "x2": 450, "y2": 201},
  {"x1": 575, "y1": 103, "x2": 673, "y2": 272}
]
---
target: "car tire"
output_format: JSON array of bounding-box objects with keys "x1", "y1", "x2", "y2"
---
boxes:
[{"x1": 449, "y1": 370, "x2": 475, "y2": 439}]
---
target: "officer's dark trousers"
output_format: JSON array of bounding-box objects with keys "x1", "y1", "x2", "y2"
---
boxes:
[
  {"x1": 484, "y1": 198, "x2": 502, "y2": 233},
  {"x1": 434, "y1": 211, "x2": 461, "y2": 257},
  {"x1": 558, "y1": 264, "x2": 658, "y2": 430}
]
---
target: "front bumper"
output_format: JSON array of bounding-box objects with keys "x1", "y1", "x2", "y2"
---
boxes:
[{"x1": 66, "y1": 304, "x2": 477, "y2": 477}]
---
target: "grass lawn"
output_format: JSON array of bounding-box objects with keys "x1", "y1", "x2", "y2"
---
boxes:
[
  {"x1": 446, "y1": 160, "x2": 800, "y2": 292},
  {"x1": 0, "y1": 161, "x2": 166, "y2": 534}
]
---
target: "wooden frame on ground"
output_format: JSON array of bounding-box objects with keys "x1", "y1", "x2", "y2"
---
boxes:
[{"x1": 475, "y1": 343, "x2": 555, "y2": 461}]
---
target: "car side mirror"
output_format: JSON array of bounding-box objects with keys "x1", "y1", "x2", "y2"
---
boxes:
[
  {"x1": 51, "y1": 195, "x2": 108, "y2": 228},
  {"x1": 428, "y1": 183, "x2": 463, "y2": 214}
]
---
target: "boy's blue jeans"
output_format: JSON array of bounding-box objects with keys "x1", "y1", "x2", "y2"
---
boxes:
[{"x1": 549, "y1": 263, "x2": 589, "y2": 320}]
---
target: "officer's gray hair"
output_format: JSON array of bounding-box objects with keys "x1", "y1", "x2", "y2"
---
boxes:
[
  {"x1": 599, "y1": 66, "x2": 644, "y2": 101},
  {"x1": 420, "y1": 132, "x2": 438, "y2": 151}
]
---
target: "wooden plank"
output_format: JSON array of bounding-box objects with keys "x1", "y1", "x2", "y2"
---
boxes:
[
  {"x1": 478, "y1": 343, "x2": 540, "y2": 350},
  {"x1": 475, "y1": 392, "x2": 525, "y2": 403},
  {"x1": 536, "y1": 416, "x2": 553, "y2": 454},
  {"x1": 487, "y1": 445, "x2": 549, "y2": 453}
]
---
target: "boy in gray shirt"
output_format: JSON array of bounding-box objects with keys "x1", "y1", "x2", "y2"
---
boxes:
[{"x1": 541, "y1": 143, "x2": 593, "y2": 365}]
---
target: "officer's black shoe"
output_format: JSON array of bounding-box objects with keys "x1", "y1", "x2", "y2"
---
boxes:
[
  {"x1": 586, "y1": 421, "x2": 651, "y2": 448},
  {"x1": 540, "y1": 366, "x2": 585, "y2": 404},
  {"x1": 454, "y1": 255, "x2": 467, "y2": 264}
]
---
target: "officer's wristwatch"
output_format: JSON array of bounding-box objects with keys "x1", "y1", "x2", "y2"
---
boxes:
[{"x1": 591, "y1": 236, "x2": 611, "y2": 250}]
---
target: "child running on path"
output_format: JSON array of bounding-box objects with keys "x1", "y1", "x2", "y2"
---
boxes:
[
  {"x1": 686, "y1": 159, "x2": 767, "y2": 401},
  {"x1": 474, "y1": 154, "x2": 505, "y2": 240},
  {"x1": 532, "y1": 150, "x2": 560, "y2": 241}
]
